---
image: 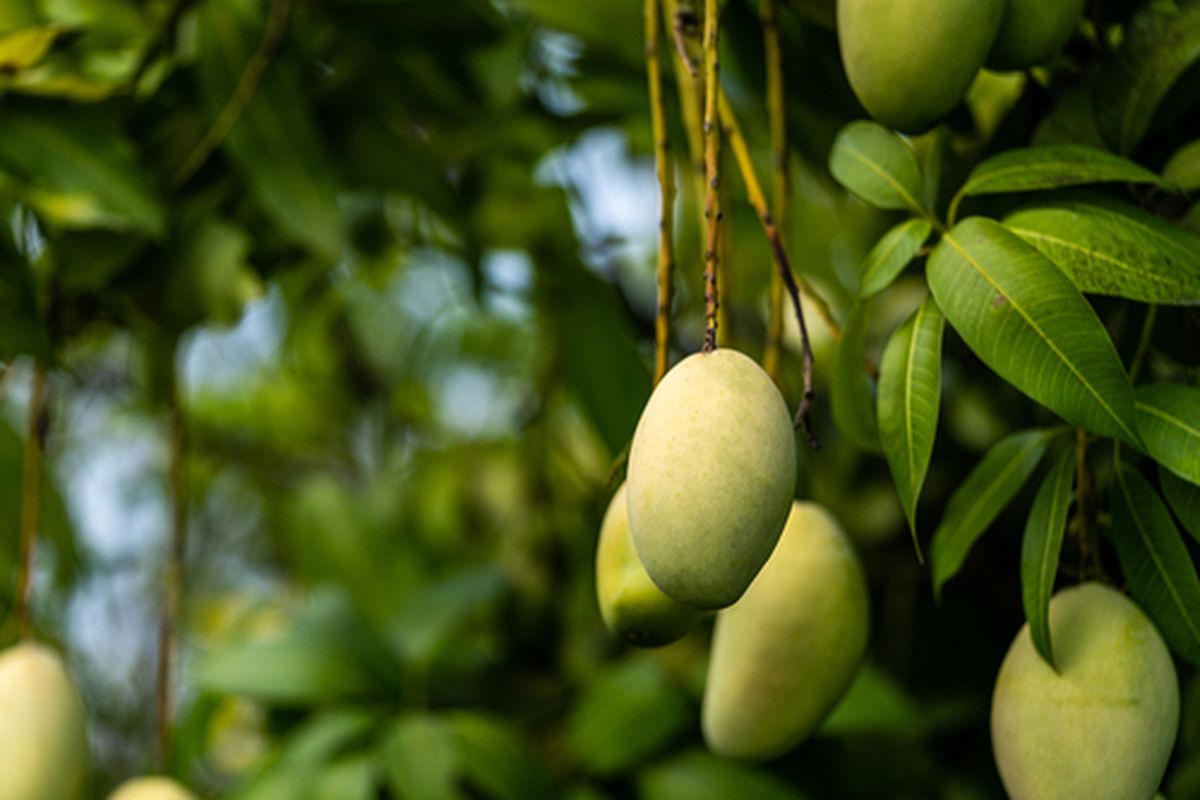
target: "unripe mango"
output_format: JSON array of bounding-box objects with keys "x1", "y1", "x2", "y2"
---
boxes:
[
  {"x1": 108, "y1": 777, "x2": 200, "y2": 800},
  {"x1": 837, "y1": 0, "x2": 1003, "y2": 133},
  {"x1": 703, "y1": 502, "x2": 869, "y2": 759},
  {"x1": 987, "y1": 0, "x2": 1085, "y2": 70},
  {"x1": 595, "y1": 483, "x2": 701, "y2": 646},
  {"x1": 0, "y1": 642, "x2": 88, "y2": 800},
  {"x1": 991, "y1": 583, "x2": 1179, "y2": 800},
  {"x1": 627, "y1": 349, "x2": 796, "y2": 609}
]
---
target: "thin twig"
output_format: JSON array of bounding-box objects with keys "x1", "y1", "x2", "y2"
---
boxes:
[
  {"x1": 1129, "y1": 304, "x2": 1157, "y2": 384},
  {"x1": 15, "y1": 364, "x2": 48, "y2": 639},
  {"x1": 169, "y1": 0, "x2": 292, "y2": 190},
  {"x1": 645, "y1": 0, "x2": 676, "y2": 385},
  {"x1": 700, "y1": 0, "x2": 720, "y2": 353},
  {"x1": 761, "y1": 0, "x2": 786, "y2": 384}
]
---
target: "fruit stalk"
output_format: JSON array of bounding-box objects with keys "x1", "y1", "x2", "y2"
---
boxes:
[
  {"x1": 15, "y1": 363, "x2": 48, "y2": 639},
  {"x1": 700, "y1": 0, "x2": 720, "y2": 353},
  {"x1": 644, "y1": 0, "x2": 676, "y2": 385},
  {"x1": 761, "y1": 0, "x2": 787, "y2": 384}
]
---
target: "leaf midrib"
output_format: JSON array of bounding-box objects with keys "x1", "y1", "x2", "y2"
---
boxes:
[
  {"x1": 841, "y1": 141, "x2": 923, "y2": 215},
  {"x1": 1137, "y1": 401, "x2": 1200, "y2": 441},
  {"x1": 963, "y1": 158, "x2": 1156, "y2": 196},
  {"x1": 1007, "y1": 226, "x2": 1186, "y2": 292}
]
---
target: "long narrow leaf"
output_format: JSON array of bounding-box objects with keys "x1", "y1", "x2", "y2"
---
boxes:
[
  {"x1": 1161, "y1": 466, "x2": 1200, "y2": 543},
  {"x1": 1020, "y1": 450, "x2": 1075, "y2": 670},
  {"x1": 859, "y1": 218, "x2": 933, "y2": 298},
  {"x1": 956, "y1": 145, "x2": 1161, "y2": 199},
  {"x1": 1136, "y1": 383, "x2": 1200, "y2": 485},
  {"x1": 832, "y1": 301, "x2": 880, "y2": 452}
]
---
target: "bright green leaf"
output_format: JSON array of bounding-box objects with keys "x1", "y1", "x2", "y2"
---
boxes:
[
  {"x1": 1164, "y1": 139, "x2": 1200, "y2": 190},
  {"x1": 1161, "y1": 466, "x2": 1200, "y2": 543},
  {"x1": 878, "y1": 294, "x2": 944, "y2": 558},
  {"x1": 1136, "y1": 383, "x2": 1200, "y2": 485},
  {"x1": 859, "y1": 218, "x2": 932, "y2": 298},
  {"x1": 832, "y1": 301, "x2": 880, "y2": 453},
  {"x1": 0, "y1": 24, "x2": 62, "y2": 70},
  {"x1": 312, "y1": 756, "x2": 376, "y2": 800},
  {"x1": 1020, "y1": 450, "x2": 1075, "y2": 671},
  {"x1": 954, "y1": 145, "x2": 1161, "y2": 202},
  {"x1": 820, "y1": 663, "x2": 923, "y2": 738},
  {"x1": 828, "y1": 120, "x2": 925, "y2": 213},
  {"x1": 930, "y1": 429, "x2": 1059, "y2": 599},
  {"x1": 928, "y1": 217, "x2": 1141, "y2": 447},
  {"x1": 383, "y1": 713, "x2": 464, "y2": 800},
  {"x1": 638, "y1": 750, "x2": 805, "y2": 800}
]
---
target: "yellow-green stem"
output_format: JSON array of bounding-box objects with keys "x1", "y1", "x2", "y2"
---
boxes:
[
  {"x1": 700, "y1": 0, "x2": 720, "y2": 352},
  {"x1": 761, "y1": 0, "x2": 787, "y2": 383},
  {"x1": 646, "y1": 0, "x2": 676, "y2": 384}
]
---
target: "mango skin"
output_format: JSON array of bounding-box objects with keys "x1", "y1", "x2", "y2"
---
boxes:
[
  {"x1": 987, "y1": 0, "x2": 1085, "y2": 70},
  {"x1": 991, "y1": 583, "x2": 1179, "y2": 800},
  {"x1": 595, "y1": 483, "x2": 701, "y2": 647},
  {"x1": 703, "y1": 502, "x2": 869, "y2": 759},
  {"x1": 108, "y1": 777, "x2": 200, "y2": 800},
  {"x1": 0, "y1": 642, "x2": 88, "y2": 800},
  {"x1": 627, "y1": 349, "x2": 796, "y2": 609},
  {"x1": 837, "y1": 0, "x2": 1003, "y2": 133}
]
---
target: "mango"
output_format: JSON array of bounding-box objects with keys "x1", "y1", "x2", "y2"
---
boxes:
[
  {"x1": 703, "y1": 502, "x2": 869, "y2": 759},
  {"x1": 837, "y1": 0, "x2": 1003, "y2": 133},
  {"x1": 987, "y1": 0, "x2": 1085, "y2": 70},
  {"x1": 0, "y1": 642, "x2": 88, "y2": 800},
  {"x1": 108, "y1": 777, "x2": 199, "y2": 800},
  {"x1": 991, "y1": 583, "x2": 1179, "y2": 800},
  {"x1": 627, "y1": 349, "x2": 796, "y2": 609},
  {"x1": 595, "y1": 483, "x2": 701, "y2": 646}
]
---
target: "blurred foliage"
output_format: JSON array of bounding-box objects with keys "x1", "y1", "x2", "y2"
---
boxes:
[{"x1": 0, "y1": 0, "x2": 1195, "y2": 798}]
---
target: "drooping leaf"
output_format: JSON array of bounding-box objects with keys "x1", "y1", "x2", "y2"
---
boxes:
[
  {"x1": 1020, "y1": 450, "x2": 1075, "y2": 670},
  {"x1": 1003, "y1": 197, "x2": 1200, "y2": 305},
  {"x1": 832, "y1": 301, "x2": 880, "y2": 452},
  {"x1": 638, "y1": 750, "x2": 805, "y2": 800},
  {"x1": 828, "y1": 120, "x2": 925, "y2": 213},
  {"x1": 1165, "y1": 139, "x2": 1200, "y2": 190},
  {"x1": 1094, "y1": 0, "x2": 1200, "y2": 154},
  {"x1": 930, "y1": 429, "x2": 1059, "y2": 599},
  {"x1": 928, "y1": 217, "x2": 1141, "y2": 446},
  {"x1": 1161, "y1": 466, "x2": 1200, "y2": 543},
  {"x1": 1111, "y1": 464, "x2": 1200, "y2": 665},
  {"x1": 859, "y1": 218, "x2": 933, "y2": 298},
  {"x1": 877, "y1": 294, "x2": 944, "y2": 556},
  {"x1": 953, "y1": 145, "x2": 1161, "y2": 202},
  {"x1": 1136, "y1": 383, "x2": 1200, "y2": 485}
]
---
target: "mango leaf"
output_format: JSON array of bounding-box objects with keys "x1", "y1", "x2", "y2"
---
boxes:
[
  {"x1": 1165, "y1": 139, "x2": 1200, "y2": 190},
  {"x1": 383, "y1": 713, "x2": 464, "y2": 800},
  {"x1": 953, "y1": 145, "x2": 1161, "y2": 202},
  {"x1": 312, "y1": 756, "x2": 375, "y2": 800},
  {"x1": 828, "y1": 120, "x2": 925, "y2": 213},
  {"x1": 1003, "y1": 197, "x2": 1200, "y2": 305},
  {"x1": 1161, "y1": 466, "x2": 1200, "y2": 543},
  {"x1": 0, "y1": 254, "x2": 49, "y2": 360},
  {"x1": 239, "y1": 711, "x2": 377, "y2": 800},
  {"x1": 1020, "y1": 450, "x2": 1075, "y2": 670},
  {"x1": 928, "y1": 218, "x2": 1141, "y2": 447},
  {"x1": 196, "y1": 0, "x2": 344, "y2": 257},
  {"x1": 832, "y1": 301, "x2": 880, "y2": 452},
  {"x1": 820, "y1": 663, "x2": 923, "y2": 738},
  {"x1": 1111, "y1": 464, "x2": 1200, "y2": 665},
  {"x1": 0, "y1": 24, "x2": 61, "y2": 70},
  {"x1": 1094, "y1": 0, "x2": 1200, "y2": 154},
  {"x1": 447, "y1": 713, "x2": 556, "y2": 800},
  {"x1": 859, "y1": 218, "x2": 932, "y2": 298},
  {"x1": 638, "y1": 750, "x2": 805, "y2": 800},
  {"x1": 877, "y1": 294, "x2": 944, "y2": 557},
  {"x1": 0, "y1": 103, "x2": 163, "y2": 235},
  {"x1": 566, "y1": 657, "x2": 688, "y2": 776},
  {"x1": 1136, "y1": 383, "x2": 1200, "y2": 485},
  {"x1": 930, "y1": 429, "x2": 1058, "y2": 600}
]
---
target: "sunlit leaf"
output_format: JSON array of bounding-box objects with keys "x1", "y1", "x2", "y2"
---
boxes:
[
  {"x1": 954, "y1": 145, "x2": 1160, "y2": 201},
  {"x1": 1020, "y1": 450, "x2": 1075, "y2": 670},
  {"x1": 312, "y1": 756, "x2": 375, "y2": 800},
  {"x1": 829, "y1": 121, "x2": 925, "y2": 213},
  {"x1": 859, "y1": 218, "x2": 932, "y2": 298},
  {"x1": 832, "y1": 301, "x2": 880, "y2": 452},
  {"x1": 384, "y1": 713, "x2": 464, "y2": 800},
  {"x1": 0, "y1": 24, "x2": 61, "y2": 70},
  {"x1": 1161, "y1": 466, "x2": 1200, "y2": 543},
  {"x1": 1136, "y1": 383, "x2": 1200, "y2": 485},
  {"x1": 928, "y1": 217, "x2": 1140, "y2": 446},
  {"x1": 1165, "y1": 139, "x2": 1200, "y2": 190}
]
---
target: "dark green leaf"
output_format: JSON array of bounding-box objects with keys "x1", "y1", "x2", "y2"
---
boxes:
[
  {"x1": 1003, "y1": 197, "x2": 1200, "y2": 305},
  {"x1": 1136, "y1": 383, "x2": 1200, "y2": 485},
  {"x1": 1111, "y1": 464, "x2": 1200, "y2": 665},
  {"x1": 832, "y1": 301, "x2": 880, "y2": 452},
  {"x1": 448, "y1": 713, "x2": 557, "y2": 800},
  {"x1": 928, "y1": 217, "x2": 1140, "y2": 446},
  {"x1": 638, "y1": 750, "x2": 805, "y2": 800},
  {"x1": 384, "y1": 713, "x2": 464, "y2": 800},
  {"x1": 930, "y1": 429, "x2": 1058, "y2": 599},
  {"x1": 954, "y1": 145, "x2": 1161, "y2": 201},
  {"x1": 828, "y1": 121, "x2": 925, "y2": 213},
  {"x1": 1162, "y1": 466, "x2": 1200, "y2": 543},
  {"x1": 859, "y1": 218, "x2": 932, "y2": 298},
  {"x1": 0, "y1": 254, "x2": 49, "y2": 360},
  {"x1": 1020, "y1": 450, "x2": 1075, "y2": 670},
  {"x1": 1165, "y1": 139, "x2": 1200, "y2": 190},
  {"x1": 878, "y1": 294, "x2": 944, "y2": 556}
]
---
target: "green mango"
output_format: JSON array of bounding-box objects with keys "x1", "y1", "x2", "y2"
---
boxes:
[
  {"x1": 987, "y1": 0, "x2": 1085, "y2": 70},
  {"x1": 703, "y1": 502, "x2": 869, "y2": 759},
  {"x1": 991, "y1": 582, "x2": 1179, "y2": 800},
  {"x1": 595, "y1": 483, "x2": 701, "y2": 646},
  {"x1": 0, "y1": 642, "x2": 88, "y2": 800},
  {"x1": 837, "y1": 0, "x2": 1003, "y2": 133},
  {"x1": 627, "y1": 349, "x2": 796, "y2": 609},
  {"x1": 108, "y1": 778, "x2": 200, "y2": 800}
]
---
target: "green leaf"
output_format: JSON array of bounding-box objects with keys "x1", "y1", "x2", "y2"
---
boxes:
[
  {"x1": 1094, "y1": 0, "x2": 1200, "y2": 154},
  {"x1": 1111, "y1": 464, "x2": 1200, "y2": 665},
  {"x1": 820, "y1": 663, "x2": 923, "y2": 738},
  {"x1": 928, "y1": 217, "x2": 1141, "y2": 446},
  {"x1": 0, "y1": 103, "x2": 163, "y2": 235},
  {"x1": 1136, "y1": 383, "x2": 1200, "y2": 485},
  {"x1": 1020, "y1": 450, "x2": 1075, "y2": 671},
  {"x1": 566, "y1": 658, "x2": 688, "y2": 776},
  {"x1": 828, "y1": 120, "x2": 925, "y2": 213},
  {"x1": 1165, "y1": 139, "x2": 1200, "y2": 190},
  {"x1": 312, "y1": 756, "x2": 375, "y2": 800},
  {"x1": 1003, "y1": 197, "x2": 1200, "y2": 305},
  {"x1": 954, "y1": 145, "x2": 1161, "y2": 201},
  {"x1": 930, "y1": 429, "x2": 1058, "y2": 599},
  {"x1": 447, "y1": 713, "x2": 556, "y2": 800},
  {"x1": 0, "y1": 253, "x2": 50, "y2": 360},
  {"x1": 0, "y1": 24, "x2": 61, "y2": 70},
  {"x1": 196, "y1": 0, "x2": 344, "y2": 257},
  {"x1": 1161, "y1": 466, "x2": 1200, "y2": 543},
  {"x1": 859, "y1": 218, "x2": 932, "y2": 298},
  {"x1": 638, "y1": 750, "x2": 805, "y2": 800},
  {"x1": 832, "y1": 301, "x2": 880, "y2": 452},
  {"x1": 877, "y1": 294, "x2": 944, "y2": 557},
  {"x1": 383, "y1": 713, "x2": 464, "y2": 800}
]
